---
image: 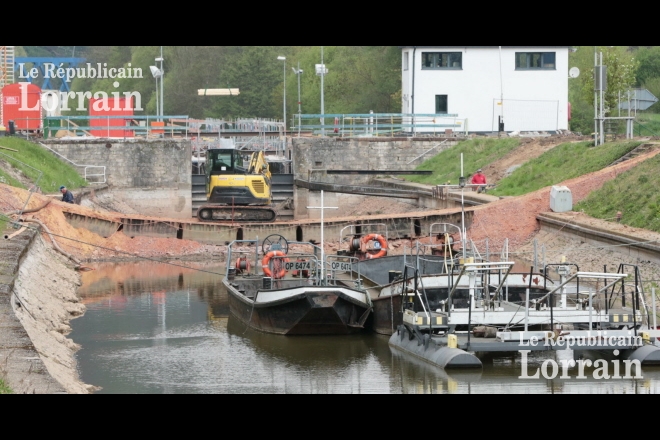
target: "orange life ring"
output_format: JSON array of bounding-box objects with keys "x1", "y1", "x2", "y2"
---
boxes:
[
  {"x1": 262, "y1": 250, "x2": 290, "y2": 279},
  {"x1": 361, "y1": 234, "x2": 387, "y2": 259}
]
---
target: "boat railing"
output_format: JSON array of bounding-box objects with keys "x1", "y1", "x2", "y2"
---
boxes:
[
  {"x1": 536, "y1": 270, "x2": 631, "y2": 333},
  {"x1": 401, "y1": 264, "x2": 434, "y2": 333},
  {"x1": 264, "y1": 253, "x2": 323, "y2": 288},
  {"x1": 225, "y1": 238, "x2": 366, "y2": 290},
  {"x1": 324, "y1": 255, "x2": 363, "y2": 288},
  {"x1": 225, "y1": 239, "x2": 260, "y2": 279},
  {"x1": 446, "y1": 261, "x2": 516, "y2": 315},
  {"x1": 338, "y1": 223, "x2": 388, "y2": 256}
]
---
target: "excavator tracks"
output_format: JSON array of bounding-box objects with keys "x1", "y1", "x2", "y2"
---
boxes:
[{"x1": 196, "y1": 205, "x2": 277, "y2": 222}]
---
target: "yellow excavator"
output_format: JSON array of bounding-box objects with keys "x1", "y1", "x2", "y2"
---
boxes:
[{"x1": 197, "y1": 147, "x2": 277, "y2": 222}]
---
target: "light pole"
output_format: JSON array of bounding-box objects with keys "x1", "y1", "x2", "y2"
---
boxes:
[
  {"x1": 315, "y1": 46, "x2": 327, "y2": 136},
  {"x1": 149, "y1": 65, "x2": 162, "y2": 120},
  {"x1": 156, "y1": 47, "x2": 164, "y2": 121},
  {"x1": 292, "y1": 63, "x2": 303, "y2": 136},
  {"x1": 278, "y1": 56, "x2": 286, "y2": 133}
]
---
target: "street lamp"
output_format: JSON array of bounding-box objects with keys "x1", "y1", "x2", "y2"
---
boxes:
[
  {"x1": 149, "y1": 65, "x2": 162, "y2": 119},
  {"x1": 277, "y1": 56, "x2": 286, "y2": 133},
  {"x1": 156, "y1": 47, "x2": 164, "y2": 121},
  {"x1": 315, "y1": 47, "x2": 328, "y2": 136},
  {"x1": 292, "y1": 63, "x2": 303, "y2": 136}
]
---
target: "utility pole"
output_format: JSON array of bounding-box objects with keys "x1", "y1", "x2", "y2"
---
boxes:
[
  {"x1": 320, "y1": 46, "x2": 325, "y2": 136},
  {"x1": 160, "y1": 46, "x2": 164, "y2": 121}
]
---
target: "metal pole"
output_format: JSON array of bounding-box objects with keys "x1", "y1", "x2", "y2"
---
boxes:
[
  {"x1": 283, "y1": 59, "x2": 286, "y2": 133},
  {"x1": 524, "y1": 288, "x2": 530, "y2": 332},
  {"x1": 160, "y1": 46, "x2": 164, "y2": 122},
  {"x1": 321, "y1": 190, "x2": 324, "y2": 285},
  {"x1": 594, "y1": 47, "x2": 598, "y2": 146},
  {"x1": 653, "y1": 287, "x2": 657, "y2": 329},
  {"x1": 155, "y1": 77, "x2": 159, "y2": 123},
  {"x1": 589, "y1": 282, "x2": 593, "y2": 330},
  {"x1": 460, "y1": 154, "x2": 466, "y2": 261},
  {"x1": 600, "y1": 51, "x2": 604, "y2": 146},
  {"x1": 321, "y1": 46, "x2": 325, "y2": 137},
  {"x1": 297, "y1": 62, "x2": 301, "y2": 137},
  {"x1": 306, "y1": 190, "x2": 337, "y2": 286}
]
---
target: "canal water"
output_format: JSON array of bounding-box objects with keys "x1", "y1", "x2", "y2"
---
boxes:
[{"x1": 69, "y1": 261, "x2": 660, "y2": 394}]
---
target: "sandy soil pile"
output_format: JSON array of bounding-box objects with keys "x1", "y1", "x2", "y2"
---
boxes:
[{"x1": 1, "y1": 185, "x2": 222, "y2": 262}]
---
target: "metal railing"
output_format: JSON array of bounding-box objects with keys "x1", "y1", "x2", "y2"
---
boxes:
[
  {"x1": 41, "y1": 115, "x2": 191, "y2": 139},
  {"x1": 291, "y1": 113, "x2": 468, "y2": 137},
  {"x1": 38, "y1": 142, "x2": 106, "y2": 184}
]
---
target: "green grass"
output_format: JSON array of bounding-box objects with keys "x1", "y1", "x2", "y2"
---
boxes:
[
  {"x1": 402, "y1": 136, "x2": 655, "y2": 233},
  {"x1": 575, "y1": 153, "x2": 660, "y2": 233},
  {"x1": 490, "y1": 140, "x2": 641, "y2": 196},
  {"x1": 0, "y1": 137, "x2": 88, "y2": 193},
  {"x1": 404, "y1": 137, "x2": 521, "y2": 185},
  {"x1": 634, "y1": 113, "x2": 660, "y2": 137},
  {"x1": 0, "y1": 377, "x2": 12, "y2": 394}
]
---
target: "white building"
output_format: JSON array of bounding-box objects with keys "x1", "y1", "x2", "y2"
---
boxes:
[{"x1": 400, "y1": 46, "x2": 571, "y2": 134}]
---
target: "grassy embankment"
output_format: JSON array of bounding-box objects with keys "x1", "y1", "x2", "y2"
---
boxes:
[
  {"x1": 634, "y1": 113, "x2": 660, "y2": 138},
  {"x1": 0, "y1": 137, "x2": 88, "y2": 193},
  {"x1": 491, "y1": 140, "x2": 641, "y2": 196},
  {"x1": 575, "y1": 152, "x2": 660, "y2": 232},
  {"x1": 403, "y1": 137, "x2": 520, "y2": 185}
]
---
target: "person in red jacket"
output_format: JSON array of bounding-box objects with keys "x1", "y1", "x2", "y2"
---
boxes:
[{"x1": 470, "y1": 169, "x2": 487, "y2": 193}]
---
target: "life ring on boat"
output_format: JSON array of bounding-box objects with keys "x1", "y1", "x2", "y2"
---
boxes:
[
  {"x1": 360, "y1": 234, "x2": 388, "y2": 259},
  {"x1": 262, "y1": 250, "x2": 289, "y2": 279}
]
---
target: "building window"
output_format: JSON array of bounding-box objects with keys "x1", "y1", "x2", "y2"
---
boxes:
[
  {"x1": 422, "y1": 52, "x2": 462, "y2": 69},
  {"x1": 404, "y1": 52, "x2": 409, "y2": 71},
  {"x1": 515, "y1": 52, "x2": 556, "y2": 69},
  {"x1": 435, "y1": 95, "x2": 448, "y2": 114}
]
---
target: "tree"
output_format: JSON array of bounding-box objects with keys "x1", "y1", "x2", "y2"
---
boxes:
[
  {"x1": 578, "y1": 46, "x2": 639, "y2": 117},
  {"x1": 633, "y1": 46, "x2": 660, "y2": 114},
  {"x1": 635, "y1": 46, "x2": 660, "y2": 86},
  {"x1": 213, "y1": 46, "x2": 286, "y2": 120}
]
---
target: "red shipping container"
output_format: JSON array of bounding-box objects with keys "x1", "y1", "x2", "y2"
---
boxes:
[
  {"x1": 1, "y1": 83, "x2": 42, "y2": 131},
  {"x1": 89, "y1": 97, "x2": 134, "y2": 138}
]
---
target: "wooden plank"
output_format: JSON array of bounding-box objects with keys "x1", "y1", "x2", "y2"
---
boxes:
[
  {"x1": 62, "y1": 119, "x2": 93, "y2": 136},
  {"x1": 197, "y1": 88, "x2": 240, "y2": 96}
]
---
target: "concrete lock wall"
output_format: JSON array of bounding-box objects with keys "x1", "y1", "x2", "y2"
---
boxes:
[
  {"x1": 291, "y1": 137, "x2": 459, "y2": 220},
  {"x1": 291, "y1": 137, "x2": 458, "y2": 186},
  {"x1": 43, "y1": 138, "x2": 192, "y2": 219}
]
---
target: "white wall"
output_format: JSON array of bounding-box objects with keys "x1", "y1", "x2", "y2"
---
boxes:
[{"x1": 402, "y1": 47, "x2": 569, "y2": 133}]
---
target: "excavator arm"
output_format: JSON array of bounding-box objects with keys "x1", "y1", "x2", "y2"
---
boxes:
[{"x1": 248, "y1": 151, "x2": 272, "y2": 181}]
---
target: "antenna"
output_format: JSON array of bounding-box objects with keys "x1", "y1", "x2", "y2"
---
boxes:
[{"x1": 569, "y1": 67, "x2": 580, "y2": 78}]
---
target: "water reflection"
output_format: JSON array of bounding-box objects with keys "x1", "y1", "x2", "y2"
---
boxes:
[{"x1": 69, "y1": 261, "x2": 660, "y2": 394}]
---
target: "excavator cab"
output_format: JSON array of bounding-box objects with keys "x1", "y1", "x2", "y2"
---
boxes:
[{"x1": 207, "y1": 149, "x2": 246, "y2": 175}]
